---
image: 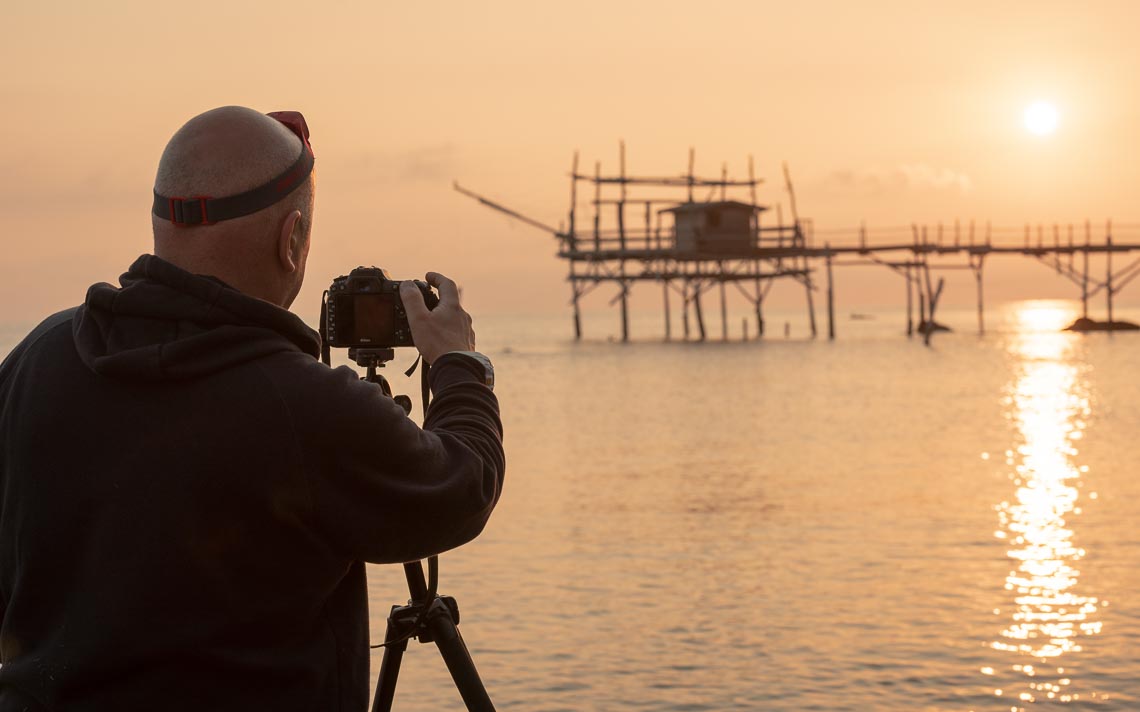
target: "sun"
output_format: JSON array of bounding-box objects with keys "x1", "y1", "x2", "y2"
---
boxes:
[{"x1": 1024, "y1": 101, "x2": 1059, "y2": 136}]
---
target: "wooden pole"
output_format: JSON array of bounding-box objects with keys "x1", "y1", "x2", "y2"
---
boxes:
[
  {"x1": 687, "y1": 148, "x2": 695, "y2": 202},
  {"x1": 826, "y1": 243, "x2": 835, "y2": 340},
  {"x1": 618, "y1": 142, "x2": 627, "y2": 251},
  {"x1": 906, "y1": 264, "x2": 914, "y2": 337},
  {"x1": 918, "y1": 290, "x2": 927, "y2": 339},
  {"x1": 719, "y1": 278, "x2": 728, "y2": 341},
  {"x1": 805, "y1": 275, "x2": 817, "y2": 338},
  {"x1": 682, "y1": 280, "x2": 691, "y2": 340},
  {"x1": 1107, "y1": 219, "x2": 1114, "y2": 326},
  {"x1": 618, "y1": 143, "x2": 629, "y2": 342},
  {"x1": 568, "y1": 151, "x2": 578, "y2": 240},
  {"x1": 720, "y1": 163, "x2": 728, "y2": 201},
  {"x1": 974, "y1": 256, "x2": 985, "y2": 336},
  {"x1": 917, "y1": 260, "x2": 928, "y2": 332},
  {"x1": 1053, "y1": 224, "x2": 1061, "y2": 271},
  {"x1": 571, "y1": 282, "x2": 582, "y2": 340},
  {"x1": 742, "y1": 318, "x2": 749, "y2": 341},
  {"x1": 593, "y1": 161, "x2": 601, "y2": 252},
  {"x1": 1082, "y1": 219, "x2": 1090, "y2": 319},
  {"x1": 925, "y1": 275, "x2": 945, "y2": 347},
  {"x1": 663, "y1": 280, "x2": 672, "y2": 341},
  {"x1": 748, "y1": 156, "x2": 758, "y2": 206},
  {"x1": 569, "y1": 152, "x2": 581, "y2": 340},
  {"x1": 620, "y1": 281, "x2": 630, "y2": 343},
  {"x1": 755, "y1": 274, "x2": 765, "y2": 338},
  {"x1": 694, "y1": 282, "x2": 707, "y2": 341},
  {"x1": 1068, "y1": 223, "x2": 1074, "y2": 271},
  {"x1": 644, "y1": 203, "x2": 651, "y2": 251}
]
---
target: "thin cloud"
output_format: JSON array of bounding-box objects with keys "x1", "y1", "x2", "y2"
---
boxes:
[
  {"x1": 343, "y1": 143, "x2": 460, "y2": 186},
  {"x1": 821, "y1": 163, "x2": 973, "y2": 195}
]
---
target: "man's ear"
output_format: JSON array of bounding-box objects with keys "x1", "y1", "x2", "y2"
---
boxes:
[{"x1": 278, "y1": 210, "x2": 303, "y2": 273}]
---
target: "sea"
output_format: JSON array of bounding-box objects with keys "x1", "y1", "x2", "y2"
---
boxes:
[{"x1": 3, "y1": 299, "x2": 1140, "y2": 711}]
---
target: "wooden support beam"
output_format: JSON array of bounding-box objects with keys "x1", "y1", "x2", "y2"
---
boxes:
[{"x1": 663, "y1": 279, "x2": 672, "y2": 341}]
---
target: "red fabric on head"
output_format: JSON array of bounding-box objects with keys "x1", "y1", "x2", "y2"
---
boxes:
[{"x1": 267, "y1": 111, "x2": 313, "y2": 156}]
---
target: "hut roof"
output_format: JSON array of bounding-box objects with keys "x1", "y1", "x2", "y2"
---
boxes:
[{"x1": 660, "y1": 200, "x2": 768, "y2": 214}]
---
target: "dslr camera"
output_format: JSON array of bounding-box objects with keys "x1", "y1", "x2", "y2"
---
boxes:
[{"x1": 325, "y1": 267, "x2": 439, "y2": 349}]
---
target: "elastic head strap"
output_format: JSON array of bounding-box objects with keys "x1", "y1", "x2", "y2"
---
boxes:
[{"x1": 153, "y1": 111, "x2": 315, "y2": 227}]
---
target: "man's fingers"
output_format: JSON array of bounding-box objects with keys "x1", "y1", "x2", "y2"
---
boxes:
[
  {"x1": 425, "y1": 272, "x2": 461, "y2": 306},
  {"x1": 399, "y1": 282, "x2": 431, "y2": 321}
]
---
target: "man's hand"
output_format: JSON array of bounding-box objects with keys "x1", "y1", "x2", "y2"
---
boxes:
[{"x1": 400, "y1": 272, "x2": 476, "y2": 364}]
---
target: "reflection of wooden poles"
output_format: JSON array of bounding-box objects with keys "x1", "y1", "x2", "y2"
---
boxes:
[
  {"x1": 919, "y1": 259, "x2": 945, "y2": 347},
  {"x1": 970, "y1": 254, "x2": 986, "y2": 336}
]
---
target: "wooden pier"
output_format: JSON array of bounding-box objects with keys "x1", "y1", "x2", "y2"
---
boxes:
[{"x1": 456, "y1": 146, "x2": 1140, "y2": 343}]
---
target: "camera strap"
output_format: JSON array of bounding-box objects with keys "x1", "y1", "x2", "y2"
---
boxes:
[{"x1": 319, "y1": 290, "x2": 331, "y2": 365}]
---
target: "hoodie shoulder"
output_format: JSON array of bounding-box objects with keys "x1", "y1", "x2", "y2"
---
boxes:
[{"x1": 1, "y1": 308, "x2": 79, "y2": 385}]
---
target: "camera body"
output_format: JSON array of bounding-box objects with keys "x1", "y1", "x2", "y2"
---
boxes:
[{"x1": 325, "y1": 267, "x2": 438, "y2": 348}]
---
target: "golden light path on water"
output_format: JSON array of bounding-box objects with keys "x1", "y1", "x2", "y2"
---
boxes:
[{"x1": 986, "y1": 302, "x2": 1105, "y2": 707}]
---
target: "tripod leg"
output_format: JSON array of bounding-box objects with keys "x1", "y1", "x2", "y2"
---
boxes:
[
  {"x1": 427, "y1": 604, "x2": 495, "y2": 711},
  {"x1": 371, "y1": 611, "x2": 412, "y2": 712}
]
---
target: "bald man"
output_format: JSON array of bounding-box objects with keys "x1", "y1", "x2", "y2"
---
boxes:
[{"x1": 0, "y1": 107, "x2": 505, "y2": 711}]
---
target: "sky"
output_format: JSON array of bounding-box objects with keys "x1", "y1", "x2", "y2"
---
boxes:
[{"x1": 3, "y1": 0, "x2": 1140, "y2": 327}]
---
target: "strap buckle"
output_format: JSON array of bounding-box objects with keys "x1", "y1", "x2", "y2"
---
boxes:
[{"x1": 167, "y1": 196, "x2": 212, "y2": 226}]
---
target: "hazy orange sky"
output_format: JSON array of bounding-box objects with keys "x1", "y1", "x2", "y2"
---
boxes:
[{"x1": 4, "y1": 1, "x2": 1140, "y2": 327}]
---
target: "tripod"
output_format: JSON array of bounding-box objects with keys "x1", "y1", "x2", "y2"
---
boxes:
[
  {"x1": 371, "y1": 560, "x2": 495, "y2": 711},
  {"x1": 346, "y1": 348, "x2": 495, "y2": 711}
]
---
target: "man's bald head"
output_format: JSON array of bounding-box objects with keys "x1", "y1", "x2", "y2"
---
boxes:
[{"x1": 152, "y1": 106, "x2": 315, "y2": 308}]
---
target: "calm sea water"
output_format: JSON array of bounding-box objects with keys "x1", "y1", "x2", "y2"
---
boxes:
[{"x1": 4, "y1": 300, "x2": 1140, "y2": 710}]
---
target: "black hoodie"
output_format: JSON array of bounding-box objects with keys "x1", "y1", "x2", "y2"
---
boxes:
[{"x1": 0, "y1": 255, "x2": 505, "y2": 711}]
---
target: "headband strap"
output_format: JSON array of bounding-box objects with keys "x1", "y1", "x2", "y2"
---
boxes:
[{"x1": 152, "y1": 143, "x2": 314, "y2": 227}]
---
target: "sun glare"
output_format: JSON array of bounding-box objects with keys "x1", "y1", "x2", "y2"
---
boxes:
[{"x1": 1024, "y1": 101, "x2": 1060, "y2": 136}]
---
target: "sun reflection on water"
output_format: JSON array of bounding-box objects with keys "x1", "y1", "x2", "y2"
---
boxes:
[{"x1": 988, "y1": 302, "x2": 1104, "y2": 706}]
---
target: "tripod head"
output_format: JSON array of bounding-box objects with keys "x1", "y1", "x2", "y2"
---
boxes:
[{"x1": 347, "y1": 347, "x2": 412, "y2": 414}]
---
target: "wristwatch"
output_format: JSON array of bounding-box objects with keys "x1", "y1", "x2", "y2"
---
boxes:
[{"x1": 444, "y1": 351, "x2": 495, "y2": 391}]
